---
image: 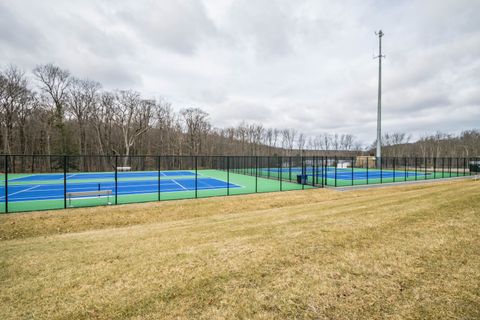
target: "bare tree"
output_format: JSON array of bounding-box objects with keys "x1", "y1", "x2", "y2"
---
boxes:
[
  {"x1": 297, "y1": 133, "x2": 306, "y2": 155},
  {"x1": 113, "y1": 90, "x2": 154, "y2": 165},
  {"x1": 67, "y1": 78, "x2": 101, "y2": 155},
  {"x1": 181, "y1": 108, "x2": 211, "y2": 155},
  {"x1": 33, "y1": 64, "x2": 71, "y2": 153},
  {"x1": 0, "y1": 65, "x2": 34, "y2": 155}
]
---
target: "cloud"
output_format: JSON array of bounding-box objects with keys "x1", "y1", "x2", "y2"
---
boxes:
[
  {"x1": 0, "y1": 2, "x2": 45, "y2": 56},
  {"x1": 0, "y1": 0, "x2": 479, "y2": 145},
  {"x1": 116, "y1": 0, "x2": 218, "y2": 55}
]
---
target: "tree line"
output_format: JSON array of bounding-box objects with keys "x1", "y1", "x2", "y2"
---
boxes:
[
  {"x1": 0, "y1": 64, "x2": 364, "y2": 159},
  {"x1": 1, "y1": 64, "x2": 478, "y2": 161},
  {"x1": 373, "y1": 131, "x2": 480, "y2": 158}
]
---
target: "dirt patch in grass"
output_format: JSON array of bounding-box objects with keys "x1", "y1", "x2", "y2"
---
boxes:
[{"x1": 0, "y1": 179, "x2": 479, "y2": 319}]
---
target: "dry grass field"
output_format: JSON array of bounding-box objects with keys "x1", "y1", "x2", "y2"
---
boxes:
[{"x1": 1, "y1": 179, "x2": 479, "y2": 319}]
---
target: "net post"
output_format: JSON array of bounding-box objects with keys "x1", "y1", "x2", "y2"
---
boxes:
[
  {"x1": 64, "y1": 155, "x2": 67, "y2": 209},
  {"x1": 433, "y1": 157, "x2": 436, "y2": 178},
  {"x1": 5, "y1": 155, "x2": 8, "y2": 213},
  {"x1": 195, "y1": 156, "x2": 198, "y2": 198},
  {"x1": 227, "y1": 156, "x2": 230, "y2": 196},
  {"x1": 404, "y1": 157, "x2": 407, "y2": 181},
  {"x1": 115, "y1": 155, "x2": 118, "y2": 204},
  {"x1": 463, "y1": 157, "x2": 466, "y2": 176}
]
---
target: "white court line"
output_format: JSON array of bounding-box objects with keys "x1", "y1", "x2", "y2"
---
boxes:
[
  {"x1": 7, "y1": 174, "x2": 37, "y2": 181},
  {"x1": 170, "y1": 179, "x2": 188, "y2": 190},
  {"x1": 0, "y1": 185, "x2": 42, "y2": 199}
]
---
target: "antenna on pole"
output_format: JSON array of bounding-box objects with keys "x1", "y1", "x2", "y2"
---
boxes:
[{"x1": 374, "y1": 30, "x2": 385, "y2": 167}]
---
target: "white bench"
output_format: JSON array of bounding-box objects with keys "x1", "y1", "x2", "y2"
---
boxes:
[
  {"x1": 117, "y1": 167, "x2": 131, "y2": 172},
  {"x1": 67, "y1": 190, "x2": 113, "y2": 207}
]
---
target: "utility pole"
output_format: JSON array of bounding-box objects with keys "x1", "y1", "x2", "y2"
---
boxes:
[{"x1": 375, "y1": 30, "x2": 385, "y2": 167}]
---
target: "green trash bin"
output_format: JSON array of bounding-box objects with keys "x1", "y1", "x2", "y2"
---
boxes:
[
  {"x1": 296, "y1": 174, "x2": 308, "y2": 184},
  {"x1": 469, "y1": 160, "x2": 480, "y2": 173}
]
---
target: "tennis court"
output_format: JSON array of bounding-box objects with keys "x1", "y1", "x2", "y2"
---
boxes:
[
  {"x1": 0, "y1": 155, "x2": 473, "y2": 213},
  {"x1": 261, "y1": 166, "x2": 467, "y2": 187},
  {"x1": 264, "y1": 167, "x2": 428, "y2": 178},
  {"x1": 0, "y1": 169, "x2": 307, "y2": 212}
]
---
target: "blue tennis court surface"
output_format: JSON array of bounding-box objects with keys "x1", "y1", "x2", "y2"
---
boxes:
[
  {"x1": 0, "y1": 175, "x2": 240, "y2": 202},
  {"x1": 264, "y1": 167, "x2": 430, "y2": 180},
  {"x1": 8, "y1": 170, "x2": 196, "y2": 182}
]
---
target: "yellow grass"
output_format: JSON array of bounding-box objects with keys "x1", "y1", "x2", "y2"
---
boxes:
[{"x1": 1, "y1": 179, "x2": 479, "y2": 319}]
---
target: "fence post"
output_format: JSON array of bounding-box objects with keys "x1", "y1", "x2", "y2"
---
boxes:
[
  {"x1": 279, "y1": 156, "x2": 283, "y2": 191},
  {"x1": 195, "y1": 156, "x2": 198, "y2": 198},
  {"x1": 255, "y1": 156, "x2": 258, "y2": 193},
  {"x1": 322, "y1": 157, "x2": 326, "y2": 186},
  {"x1": 334, "y1": 156, "x2": 338, "y2": 187},
  {"x1": 115, "y1": 156, "x2": 118, "y2": 204},
  {"x1": 380, "y1": 157, "x2": 383, "y2": 184},
  {"x1": 312, "y1": 156, "x2": 315, "y2": 186},
  {"x1": 5, "y1": 155, "x2": 8, "y2": 213},
  {"x1": 449, "y1": 158, "x2": 452, "y2": 177},
  {"x1": 289, "y1": 156, "x2": 292, "y2": 181},
  {"x1": 64, "y1": 155, "x2": 67, "y2": 209},
  {"x1": 227, "y1": 156, "x2": 230, "y2": 196},
  {"x1": 157, "y1": 156, "x2": 161, "y2": 201},
  {"x1": 267, "y1": 156, "x2": 270, "y2": 179},
  {"x1": 404, "y1": 157, "x2": 407, "y2": 181},
  {"x1": 351, "y1": 156, "x2": 354, "y2": 186},
  {"x1": 424, "y1": 157, "x2": 427, "y2": 180},
  {"x1": 463, "y1": 158, "x2": 466, "y2": 176},
  {"x1": 366, "y1": 157, "x2": 369, "y2": 185},
  {"x1": 393, "y1": 157, "x2": 396, "y2": 182},
  {"x1": 302, "y1": 156, "x2": 305, "y2": 190},
  {"x1": 455, "y1": 157, "x2": 459, "y2": 176},
  {"x1": 441, "y1": 157, "x2": 445, "y2": 178}
]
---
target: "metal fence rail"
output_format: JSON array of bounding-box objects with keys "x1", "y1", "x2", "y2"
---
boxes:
[{"x1": 0, "y1": 155, "x2": 477, "y2": 213}]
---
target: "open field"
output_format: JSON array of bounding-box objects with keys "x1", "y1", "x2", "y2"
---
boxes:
[{"x1": 1, "y1": 179, "x2": 479, "y2": 319}]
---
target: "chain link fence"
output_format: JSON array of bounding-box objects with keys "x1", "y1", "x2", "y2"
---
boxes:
[{"x1": 0, "y1": 155, "x2": 476, "y2": 213}]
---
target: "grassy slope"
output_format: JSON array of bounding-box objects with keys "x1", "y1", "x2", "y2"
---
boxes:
[{"x1": 0, "y1": 179, "x2": 479, "y2": 319}]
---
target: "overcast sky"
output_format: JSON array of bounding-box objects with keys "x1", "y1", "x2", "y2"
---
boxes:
[{"x1": 1, "y1": 0, "x2": 479, "y2": 144}]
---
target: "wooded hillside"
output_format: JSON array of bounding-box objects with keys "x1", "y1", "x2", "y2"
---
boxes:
[{"x1": 1, "y1": 64, "x2": 478, "y2": 158}]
